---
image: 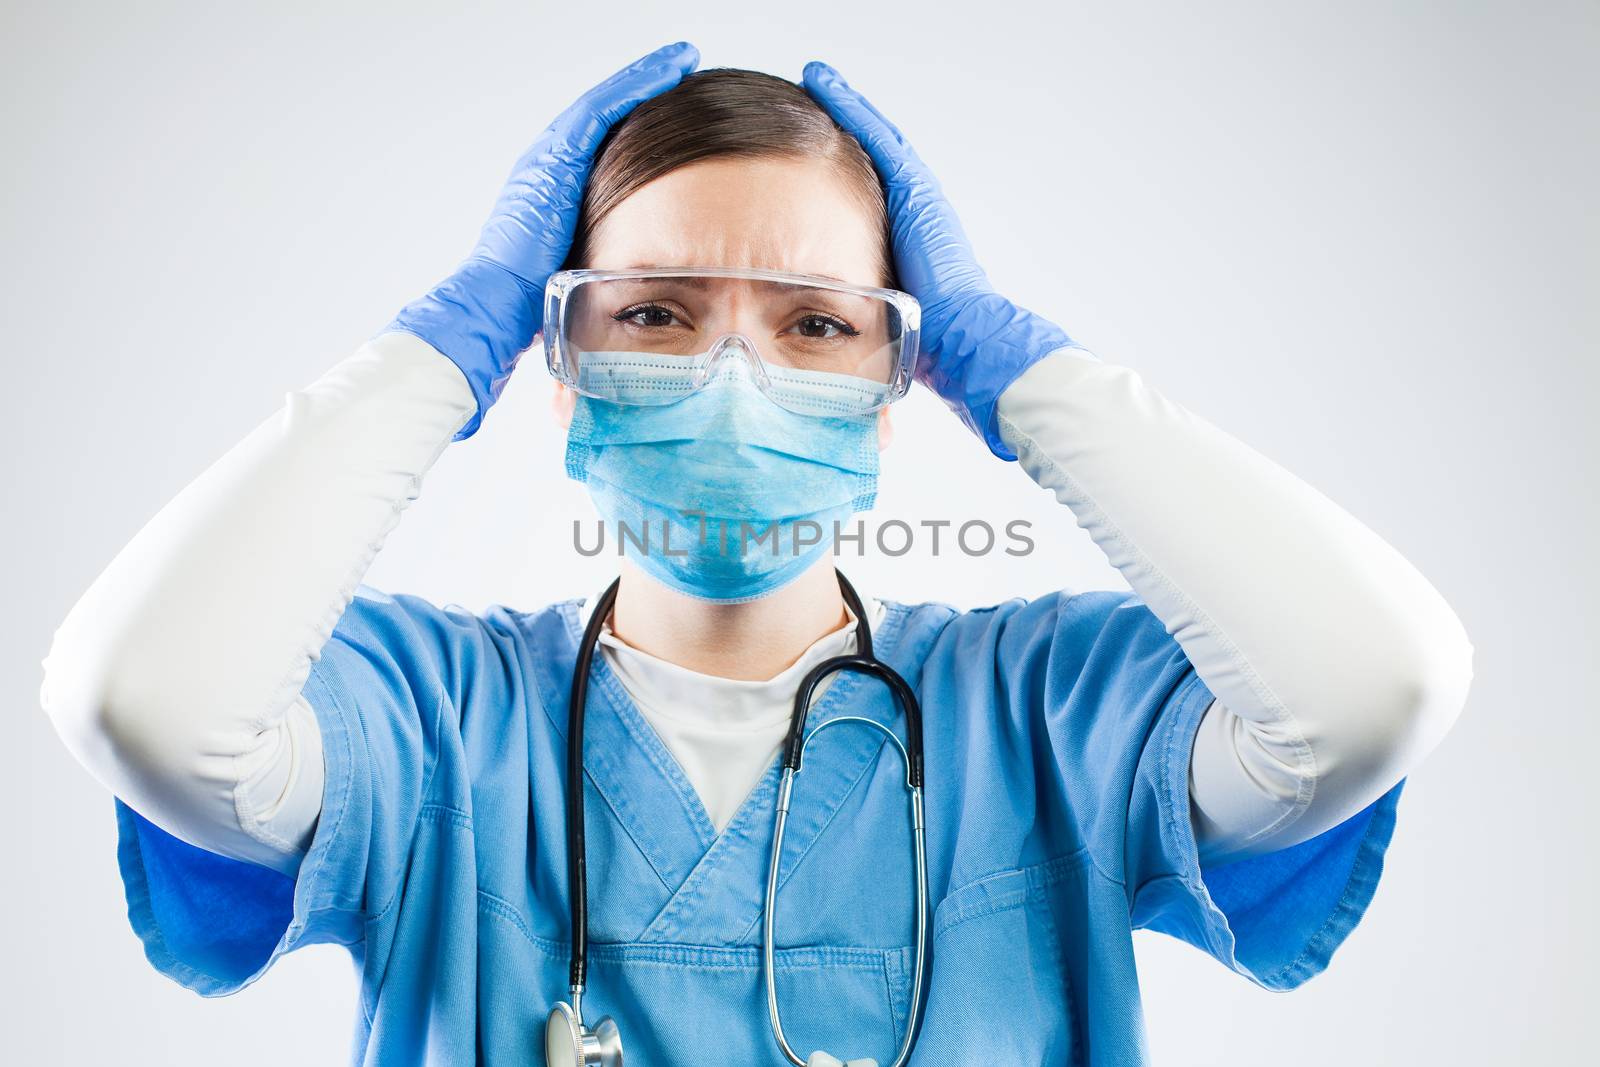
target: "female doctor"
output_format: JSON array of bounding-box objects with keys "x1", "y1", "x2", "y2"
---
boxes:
[{"x1": 40, "y1": 41, "x2": 1474, "y2": 1067}]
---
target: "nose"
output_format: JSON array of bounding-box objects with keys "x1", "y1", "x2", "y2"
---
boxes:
[{"x1": 694, "y1": 333, "x2": 771, "y2": 390}]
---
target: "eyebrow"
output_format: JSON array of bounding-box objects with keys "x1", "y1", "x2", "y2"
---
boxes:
[{"x1": 621, "y1": 265, "x2": 854, "y2": 288}]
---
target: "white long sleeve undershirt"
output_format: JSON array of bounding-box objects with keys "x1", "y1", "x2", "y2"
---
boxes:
[
  {"x1": 39, "y1": 331, "x2": 1472, "y2": 880},
  {"x1": 40, "y1": 333, "x2": 474, "y2": 876},
  {"x1": 996, "y1": 346, "x2": 1473, "y2": 859}
]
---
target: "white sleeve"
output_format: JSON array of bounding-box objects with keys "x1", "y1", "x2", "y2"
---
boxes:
[
  {"x1": 38, "y1": 331, "x2": 476, "y2": 878},
  {"x1": 995, "y1": 346, "x2": 1475, "y2": 864}
]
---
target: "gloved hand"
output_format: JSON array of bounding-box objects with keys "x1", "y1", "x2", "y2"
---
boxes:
[
  {"x1": 387, "y1": 41, "x2": 701, "y2": 440},
  {"x1": 801, "y1": 61, "x2": 1083, "y2": 461}
]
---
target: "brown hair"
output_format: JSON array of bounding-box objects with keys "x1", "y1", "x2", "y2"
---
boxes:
[{"x1": 563, "y1": 67, "x2": 894, "y2": 288}]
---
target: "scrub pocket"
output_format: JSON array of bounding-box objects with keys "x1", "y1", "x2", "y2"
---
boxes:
[
  {"x1": 913, "y1": 853, "x2": 1083, "y2": 1065},
  {"x1": 477, "y1": 898, "x2": 915, "y2": 1065}
]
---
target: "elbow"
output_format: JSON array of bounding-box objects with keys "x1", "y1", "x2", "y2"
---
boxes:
[
  {"x1": 1335, "y1": 610, "x2": 1476, "y2": 787},
  {"x1": 1394, "y1": 611, "x2": 1475, "y2": 758},
  {"x1": 1223, "y1": 613, "x2": 1475, "y2": 856},
  {"x1": 39, "y1": 636, "x2": 123, "y2": 784},
  {"x1": 39, "y1": 631, "x2": 177, "y2": 792}
]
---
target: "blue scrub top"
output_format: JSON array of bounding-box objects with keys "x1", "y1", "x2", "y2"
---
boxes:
[{"x1": 113, "y1": 585, "x2": 1404, "y2": 1066}]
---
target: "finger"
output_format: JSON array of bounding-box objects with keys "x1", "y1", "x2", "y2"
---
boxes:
[
  {"x1": 555, "y1": 40, "x2": 701, "y2": 160},
  {"x1": 578, "y1": 41, "x2": 700, "y2": 129},
  {"x1": 801, "y1": 60, "x2": 925, "y2": 185},
  {"x1": 802, "y1": 59, "x2": 985, "y2": 302},
  {"x1": 599, "y1": 40, "x2": 700, "y2": 90}
]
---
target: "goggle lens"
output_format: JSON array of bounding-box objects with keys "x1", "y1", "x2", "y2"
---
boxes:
[{"x1": 551, "y1": 272, "x2": 915, "y2": 416}]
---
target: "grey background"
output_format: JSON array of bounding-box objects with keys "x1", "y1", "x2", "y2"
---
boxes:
[{"x1": 5, "y1": 1, "x2": 1594, "y2": 1062}]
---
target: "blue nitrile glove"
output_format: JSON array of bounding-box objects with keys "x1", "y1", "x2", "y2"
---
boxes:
[
  {"x1": 801, "y1": 61, "x2": 1080, "y2": 461},
  {"x1": 387, "y1": 41, "x2": 701, "y2": 440}
]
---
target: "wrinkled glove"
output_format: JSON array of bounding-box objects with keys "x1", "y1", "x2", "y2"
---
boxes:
[
  {"x1": 802, "y1": 60, "x2": 1082, "y2": 460},
  {"x1": 388, "y1": 41, "x2": 701, "y2": 440}
]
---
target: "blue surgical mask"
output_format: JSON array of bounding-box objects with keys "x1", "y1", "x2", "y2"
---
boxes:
[{"x1": 564, "y1": 355, "x2": 881, "y2": 604}]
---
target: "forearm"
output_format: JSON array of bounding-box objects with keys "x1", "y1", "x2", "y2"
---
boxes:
[
  {"x1": 39, "y1": 332, "x2": 475, "y2": 876},
  {"x1": 997, "y1": 347, "x2": 1474, "y2": 861}
]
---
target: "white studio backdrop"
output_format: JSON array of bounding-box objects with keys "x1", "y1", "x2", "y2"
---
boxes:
[{"x1": 4, "y1": 1, "x2": 1594, "y2": 1063}]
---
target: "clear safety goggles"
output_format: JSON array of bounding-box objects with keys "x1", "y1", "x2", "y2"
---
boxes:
[{"x1": 542, "y1": 266, "x2": 921, "y2": 418}]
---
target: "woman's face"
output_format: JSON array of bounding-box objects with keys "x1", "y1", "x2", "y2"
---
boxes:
[{"x1": 551, "y1": 155, "x2": 894, "y2": 450}]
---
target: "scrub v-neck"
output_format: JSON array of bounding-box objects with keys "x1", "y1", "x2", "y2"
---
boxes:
[
  {"x1": 584, "y1": 585, "x2": 885, "y2": 834},
  {"x1": 550, "y1": 594, "x2": 914, "y2": 946}
]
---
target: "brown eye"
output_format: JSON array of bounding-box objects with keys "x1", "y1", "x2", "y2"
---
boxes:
[
  {"x1": 793, "y1": 314, "x2": 858, "y2": 340},
  {"x1": 615, "y1": 304, "x2": 680, "y2": 328}
]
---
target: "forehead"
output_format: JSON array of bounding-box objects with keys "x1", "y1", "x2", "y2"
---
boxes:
[{"x1": 585, "y1": 155, "x2": 882, "y2": 287}]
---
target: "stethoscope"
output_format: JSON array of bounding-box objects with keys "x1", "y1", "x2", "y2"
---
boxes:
[{"x1": 545, "y1": 570, "x2": 930, "y2": 1067}]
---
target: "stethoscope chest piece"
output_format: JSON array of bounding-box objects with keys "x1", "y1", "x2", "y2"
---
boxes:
[{"x1": 545, "y1": 1001, "x2": 623, "y2": 1067}]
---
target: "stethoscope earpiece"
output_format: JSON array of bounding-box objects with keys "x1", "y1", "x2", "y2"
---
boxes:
[{"x1": 545, "y1": 1001, "x2": 623, "y2": 1067}]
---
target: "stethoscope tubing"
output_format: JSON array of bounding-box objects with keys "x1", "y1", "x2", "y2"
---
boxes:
[
  {"x1": 561, "y1": 571, "x2": 930, "y2": 1065},
  {"x1": 565, "y1": 576, "x2": 621, "y2": 996},
  {"x1": 762, "y1": 572, "x2": 930, "y2": 1066},
  {"x1": 763, "y1": 726, "x2": 929, "y2": 1067}
]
